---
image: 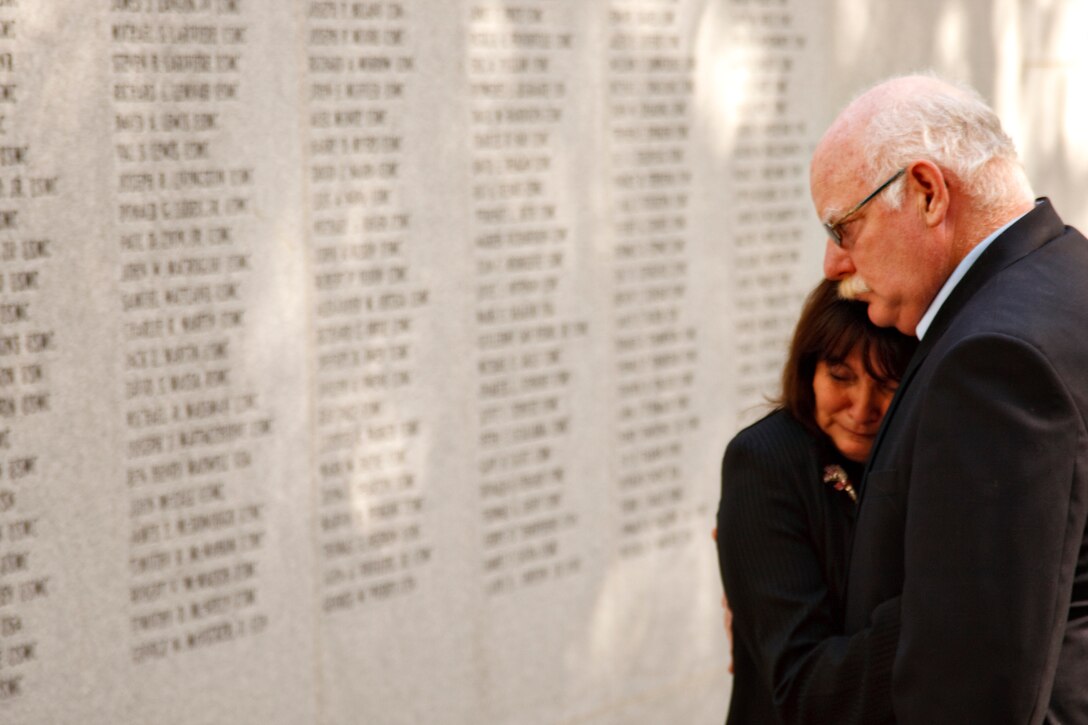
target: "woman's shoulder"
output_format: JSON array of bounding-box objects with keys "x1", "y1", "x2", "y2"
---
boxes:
[
  {"x1": 719, "y1": 409, "x2": 823, "y2": 527},
  {"x1": 726, "y1": 408, "x2": 814, "y2": 459},
  {"x1": 721, "y1": 409, "x2": 820, "y2": 495}
]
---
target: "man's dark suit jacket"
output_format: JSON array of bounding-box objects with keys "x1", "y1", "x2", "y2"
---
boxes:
[
  {"x1": 718, "y1": 410, "x2": 895, "y2": 725},
  {"x1": 847, "y1": 199, "x2": 1088, "y2": 723}
]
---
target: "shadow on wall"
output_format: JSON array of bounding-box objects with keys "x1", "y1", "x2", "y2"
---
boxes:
[
  {"x1": 1017, "y1": 0, "x2": 1088, "y2": 230},
  {"x1": 826, "y1": 0, "x2": 1088, "y2": 229}
]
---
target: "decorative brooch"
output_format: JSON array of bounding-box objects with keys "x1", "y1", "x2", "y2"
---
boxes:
[{"x1": 822, "y1": 464, "x2": 857, "y2": 503}]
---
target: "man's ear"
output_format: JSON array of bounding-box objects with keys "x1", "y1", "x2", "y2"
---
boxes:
[{"x1": 907, "y1": 160, "x2": 949, "y2": 226}]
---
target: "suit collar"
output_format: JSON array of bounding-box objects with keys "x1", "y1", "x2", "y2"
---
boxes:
[{"x1": 914, "y1": 198, "x2": 1062, "y2": 350}]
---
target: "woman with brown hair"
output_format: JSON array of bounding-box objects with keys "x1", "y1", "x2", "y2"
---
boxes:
[{"x1": 716, "y1": 279, "x2": 916, "y2": 724}]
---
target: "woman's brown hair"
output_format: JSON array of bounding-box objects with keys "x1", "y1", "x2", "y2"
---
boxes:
[{"x1": 776, "y1": 279, "x2": 917, "y2": 437}]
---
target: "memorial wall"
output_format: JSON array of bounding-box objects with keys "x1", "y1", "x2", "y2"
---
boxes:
[{"x1": 1, "y1": 1, "x2": 1087, "y2": 723}]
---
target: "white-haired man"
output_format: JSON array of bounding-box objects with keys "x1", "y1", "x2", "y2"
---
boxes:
[{"x1": 813, "y1": 74, "x2": 1088, "y2": 723}]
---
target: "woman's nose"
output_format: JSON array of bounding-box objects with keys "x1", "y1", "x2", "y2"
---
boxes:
[{"x1": 850, "y1": 384, "x2": 882, "y2": 422}]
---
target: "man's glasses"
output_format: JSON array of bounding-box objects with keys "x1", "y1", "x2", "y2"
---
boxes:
[{"x1": 823, "y1": 167, "x2": 906, "y2": 247}]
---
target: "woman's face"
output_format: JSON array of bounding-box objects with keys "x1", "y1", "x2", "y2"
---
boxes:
[{"x1": 812, "y1": 346, "x2": 897, "y2": 462}]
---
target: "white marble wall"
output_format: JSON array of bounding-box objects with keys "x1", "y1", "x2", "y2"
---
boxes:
[{"x1": 0, "y1": 1, "x2": 1082, "y2": 723}]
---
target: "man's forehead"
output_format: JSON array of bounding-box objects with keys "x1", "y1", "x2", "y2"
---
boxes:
[{"x1": 811, "y1": 161, "x2": 863, "y2": 219}]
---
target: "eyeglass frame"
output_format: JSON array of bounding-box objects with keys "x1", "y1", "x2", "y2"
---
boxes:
[{"x1": 823, "y1": 167, "x2": 907, "y2": 247}]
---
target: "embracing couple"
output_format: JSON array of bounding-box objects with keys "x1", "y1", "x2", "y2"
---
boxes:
[{"x1": 717, "y1": 75, "x2": 1088, "y2": 724}]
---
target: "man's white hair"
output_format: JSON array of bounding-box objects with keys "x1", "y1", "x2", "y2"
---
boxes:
[{"x1": 857, "y1": 74, "x2": 1034, "y2": 215}]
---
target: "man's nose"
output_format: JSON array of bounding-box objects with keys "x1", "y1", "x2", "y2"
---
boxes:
[{"x1": 823, "y1": 239, "x2": 855, "y2": 280}]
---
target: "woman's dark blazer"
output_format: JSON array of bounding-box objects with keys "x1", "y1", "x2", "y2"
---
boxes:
[{"x1": 717, "y1": 409, "x2": 897, "y2": 725}]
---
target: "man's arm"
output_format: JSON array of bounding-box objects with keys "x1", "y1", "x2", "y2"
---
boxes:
[{"x1": 897, "y1": 333, "x2": 1084, "y2": 723}]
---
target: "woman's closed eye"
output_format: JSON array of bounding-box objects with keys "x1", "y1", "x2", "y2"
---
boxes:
[{"x1": 826, "y1": 364, "x2": 855, "y2": 383}]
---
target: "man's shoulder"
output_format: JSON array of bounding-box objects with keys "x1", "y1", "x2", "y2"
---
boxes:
[{"x1": 949, "y1": 218, "x2": 1088, "y2": 343}]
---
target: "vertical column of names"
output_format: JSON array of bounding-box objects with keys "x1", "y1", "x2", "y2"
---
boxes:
[
  {"x1": 606, "y1": 0, "x2": 700, "y2": 559},
  {"x1": 0, "y1": 6, "x2": 59, "y2": 703},
  {"x1": 109, "y1": 0, "x2": 275, "y2": 666},
  {"x1": 468, "y1": 1, "x2": 585, "y2": 597},
  {"x1": 725, "y1": 0, "x2": 809, "y2": 416},
  {"x1": 305, "y1": 0, "x2": 432, "y2": 615}
]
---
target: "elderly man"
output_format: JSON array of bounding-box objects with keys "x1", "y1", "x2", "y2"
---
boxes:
[{"x1": 813, "y1": 75, "x2": 1088, "y2": 723}]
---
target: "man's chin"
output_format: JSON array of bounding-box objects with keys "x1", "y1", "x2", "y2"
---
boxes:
[
  {"x1": 866, "y1": 305, "x2": 892, "y2": 327},
  {"x1": 865, "y1": 304, "x2": 913, "y2": 334}
]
